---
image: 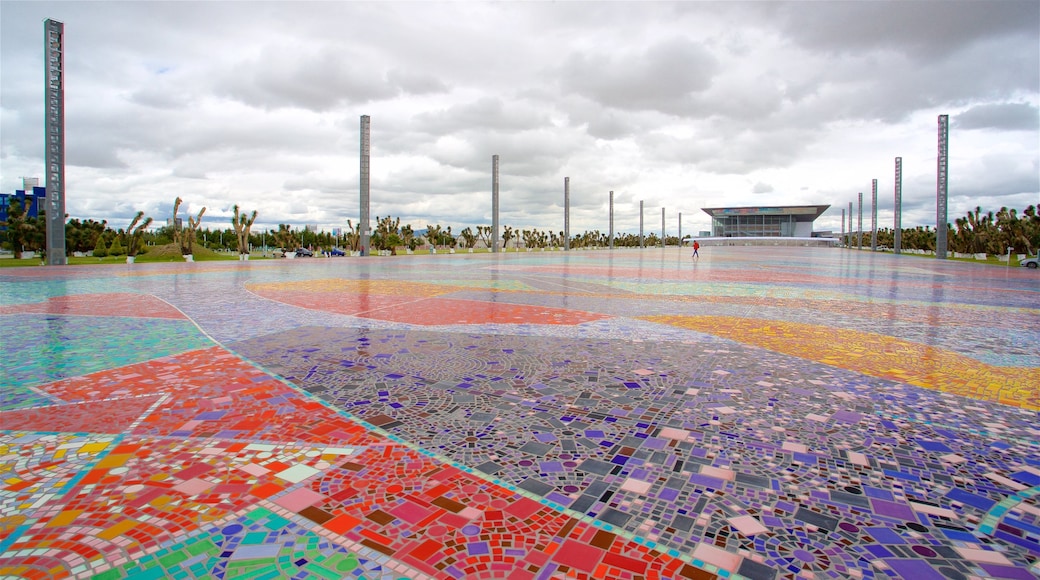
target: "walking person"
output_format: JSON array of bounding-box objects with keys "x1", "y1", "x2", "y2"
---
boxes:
[{"x1": 692, "y1": 240, "x2": 700, "y2": 258}]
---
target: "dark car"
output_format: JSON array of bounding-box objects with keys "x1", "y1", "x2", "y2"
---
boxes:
[
  {"x1": 295, "y1": 248, "x2": 314, "y2": 257},
  {"x1": 329, "y1": 247, "x2": 346, "y2": 256}
]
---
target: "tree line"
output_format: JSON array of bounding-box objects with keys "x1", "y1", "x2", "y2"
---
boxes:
[
  {"x1": 344, "y1": 216, "x2": 682, "y2": 254},
  {"x1": 3, "y1": 200, "x2": 1037, "y2": 258},
  {"x1": 843, "y1": 205, "x2": 1039, "y2": 255}
]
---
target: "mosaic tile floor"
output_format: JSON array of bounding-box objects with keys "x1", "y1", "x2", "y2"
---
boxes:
[{"x1": 1, "y1": 247, "x2": 1038, "y2": 580}]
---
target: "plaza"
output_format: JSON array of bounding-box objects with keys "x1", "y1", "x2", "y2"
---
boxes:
[{"x1": 1, "y1": 246, "x2": 1038, "y2": 580}]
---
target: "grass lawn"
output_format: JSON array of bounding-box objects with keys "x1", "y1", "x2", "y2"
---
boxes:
[{"x1": 0, "y1": 244, "x2": 268, "y2": 267}]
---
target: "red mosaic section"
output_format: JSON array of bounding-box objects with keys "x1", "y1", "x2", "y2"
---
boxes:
[
  {"x1": 0, "y1": 293, "x2": 185, "y2": 319},
  {"x1": 0, "y1": 396, "x2": 161, "y2": 434},
  {"x1": 304, "y1": 445, "x2": 707, "y2": 579},
  {"x1": 4, "y1": 344, "x2": 701, "y2": 579},
  {"x1": 253, "y1": 290, "x2": 610, "y2": 326},
  {"x1": 252, "y1": 289, "x2": 414, "y2": 317},
  {"x1": 35, "y1": 347, "x2": 382, "y2": 447},
  {"x1": 2, "y1": 435, "x2": 353, "y2": 576}
]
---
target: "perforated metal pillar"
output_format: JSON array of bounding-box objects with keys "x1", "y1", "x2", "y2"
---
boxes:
[
  {"x1": 359, "y1": 115, "x2": 371, "y2": 255},
  {"x1": 848, "y1": 202, "x2": 853, "y2": 248},
  {"x1": 609, "y1": 191, "x2": 614, "y2": 249},
  {"x1": 678, "y1": 212, "x2": 682, "y2": 248},
  {"x1": 660, "y1": 207, "x2": 665, "y2": 248},
  {"x1": 870, "y1": 179, "x2": 878, "y2": 251},
  {"x1": 639, "y1": 200, "x2": 644, "y2": 248},
  {"x1": 492, "y1": 155, "x2": 499, "y2": 252},
  {"x1": 44, "y1": 19, "x2": 66, "y2": 265},
  {"x1": 936, "y1": 115, "x2": 949, "y2": 259},
  {"x1": 563, "y1": 177, "x2": 570, "y2": 251},
  {"x1": 841, "y1": 209, "x2": 845, "y2": 246},
  {"x1": 894, "y1": 157, "x2": 903, "y2": 254},
  {"x1": 857, "y1": 192, "x2": 863, "y2": 250}
]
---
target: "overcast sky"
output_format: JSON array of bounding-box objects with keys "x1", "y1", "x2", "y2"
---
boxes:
[{"x1": 2, "y1": 1, "x2": 1038, "y2": 236}]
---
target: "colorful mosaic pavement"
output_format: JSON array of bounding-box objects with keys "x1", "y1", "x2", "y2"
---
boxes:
[{"x1": 1, "y1": 247, "x2": 1038, "y2": 580}]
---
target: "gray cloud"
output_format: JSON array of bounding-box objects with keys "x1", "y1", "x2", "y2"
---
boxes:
[
  {"x1": 215, "y1": 45, "x2": 401, "y2": 111},
  {"x1": 773, "y1": 1, "x2": 1039, "y2": 60},
  {"x1": 559, "y1": 38, "x2": 720, "y2": 115},
  {"x1": 954, "y1": 102, "x2": 1040, "y2": 131},
  {"x1": 1, "y1": 1, "x2": 1036, "y2": 236},
  {"x1": 413, "y1": 97, "x2": 553, "y2": 135}
]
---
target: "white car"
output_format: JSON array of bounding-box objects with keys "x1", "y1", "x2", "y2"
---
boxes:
[{"x1": 1021, "y1": 254, "x2": 1039, "y2": 269}]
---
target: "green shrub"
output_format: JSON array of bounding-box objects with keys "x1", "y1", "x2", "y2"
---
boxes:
[
  {"x1": 108, "y1": 236, "x2": 125, "y2": 256},
  {"x1": 93, "y1": 236, "x2": 107, "y2": 258}
]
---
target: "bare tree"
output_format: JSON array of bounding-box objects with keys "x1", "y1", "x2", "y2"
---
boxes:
[
  {"x1": 232, "y1": 204, "x2": 258, "y2": 260},
  {"x1": 125, "y1": 211, "x2": 153, "y2": 259}
]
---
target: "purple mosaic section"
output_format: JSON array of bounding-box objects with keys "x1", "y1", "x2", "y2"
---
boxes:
[{"x1": 232, "y1": 324, "x2": 1040, "y2": 578}]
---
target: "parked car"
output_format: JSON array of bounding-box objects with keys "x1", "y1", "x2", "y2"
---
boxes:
[
  {"x1": 295, "y1": 248, "x2": 314, "y2": 257},
  {"x1": 1021, "y1": 254, "x2": 1039, "y2": 269},
  {"x1": 329, "y1": 247, "x2": 346, "y2": 257}
]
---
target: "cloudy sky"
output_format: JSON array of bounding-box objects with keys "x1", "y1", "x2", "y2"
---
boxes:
[{"x1": 2, "y1": 1, "x2": 1037, "y2": 237}]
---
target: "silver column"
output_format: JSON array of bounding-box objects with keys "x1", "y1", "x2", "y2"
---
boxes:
[
  {"x1": 492, "y1": 155, "x2": 499, "y2": 252},
  {"x1": 936, "y1": 115, "x2": 949, "y2": 259},
  {"x1": 359, "y1": 115, "x2": 371, "y2": 255},
  {"x1": 44, "y1": 19, "x2": 66, "y2": 265}
]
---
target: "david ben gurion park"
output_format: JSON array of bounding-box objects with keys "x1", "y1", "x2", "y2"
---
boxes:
[{"x1": 2, "y1": 17, "x2": 1040, "y2": 580}]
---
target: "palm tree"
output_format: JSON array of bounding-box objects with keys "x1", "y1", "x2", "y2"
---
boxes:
[{"x1": 995, "y1": 206, "x2": 1034, "y2": 255}]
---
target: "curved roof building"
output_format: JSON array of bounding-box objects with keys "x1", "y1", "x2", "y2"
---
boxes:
[{"x1": 702, "y1": 205, "x2": 830, "y2": 238}]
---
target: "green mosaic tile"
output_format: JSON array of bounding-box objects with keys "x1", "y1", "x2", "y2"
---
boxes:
[{"x1": 1, "y1": 314, "x2": 212, "y2": 393}]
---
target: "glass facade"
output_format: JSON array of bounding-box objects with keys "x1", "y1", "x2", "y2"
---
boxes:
[
  {"x1": 711, "y1": 213, "x2": 797, "y2": 237},
  {"x1": 702, "y1": 206, "x2": 830, "y2": 238}
]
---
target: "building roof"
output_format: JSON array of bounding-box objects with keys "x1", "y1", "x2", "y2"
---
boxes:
[{"x1": 701, "y1": 205, "x2": 830, "y2": 222}]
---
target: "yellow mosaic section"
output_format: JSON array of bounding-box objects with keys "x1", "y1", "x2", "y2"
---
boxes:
[
  {"x1": 426, "y1": 279, "x2": 536, "y2": 292},
  {"x1": 0, "y1": 433, "x2": 115, "y2": 530},
  {"x1": 642, "y1": 315, "x2": 1040, "y2": 410}
]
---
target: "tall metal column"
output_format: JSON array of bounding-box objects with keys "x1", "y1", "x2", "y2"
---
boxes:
[
  {"x1": 492, "y1": 155, "x2": 499, "y2": 252},
  {"x1": 678, "y1": 212, "x2": 682, "y2": 247},
  {"x1": 44, "y1": 19, "x2": 66, "y2": 265},
  {"x1": 608, "y1": 191, "x2": 614, "y2": 249},
  {"x1": 848, "y1": 202, "x2": 852, "y2": 248},
  {"x1": 870, "y1": 179, "x2": 878, "y2": 251},
  {"x1": 936, "y1": 114, "x2": 949, "y2": 259},
  {"x1": 639, "y1": 200, "x2": 644, "y2": 248},
  {"x1": 660, "y1": 207, "x2": 665, "y2": 248},
  {"x1": 563, "y1": 177, "x2": 570, "y2": 251},
  {"x1": 359, "y1": 115, "x2": 371, "y2": 255},
  {"x1": 894, "y1": 157, "x2": 903, "y2": 254},
  {"x1": 841, "y1": 209, "x2": 845, "y2": 247},
  {"x1": 857, "y1": 192, "x2": 863, "y2": 250}
]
